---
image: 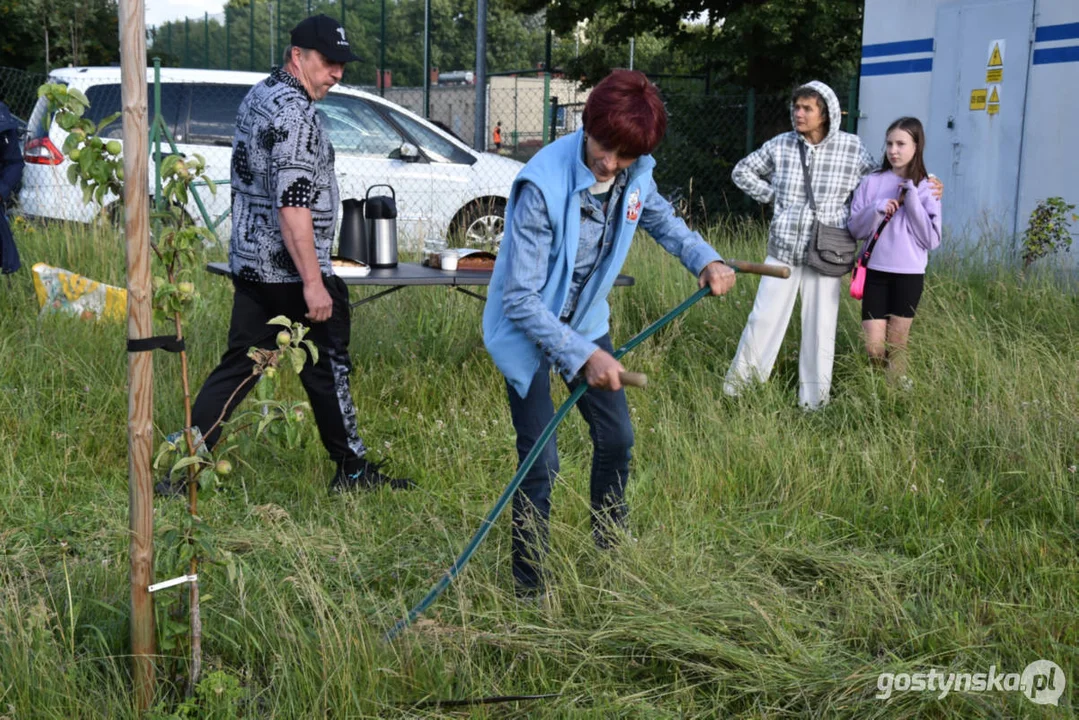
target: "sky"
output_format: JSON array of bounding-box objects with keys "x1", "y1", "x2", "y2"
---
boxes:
[{"x1": 145, "y1": 0, "x2": 226, "y2": 28}]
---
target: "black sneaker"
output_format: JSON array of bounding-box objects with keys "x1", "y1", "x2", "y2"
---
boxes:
[{"x1": 329, "y1": 458, "x2": 414, "y2": 493}]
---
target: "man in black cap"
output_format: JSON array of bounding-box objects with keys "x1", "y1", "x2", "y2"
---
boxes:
[{"x1": 179, "y1": 15, "x2": 412, "y2": 494}]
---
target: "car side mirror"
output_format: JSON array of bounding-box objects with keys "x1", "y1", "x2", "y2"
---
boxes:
[{"x1": 399, "y1": 142, "x2": 420, "y2": 162}]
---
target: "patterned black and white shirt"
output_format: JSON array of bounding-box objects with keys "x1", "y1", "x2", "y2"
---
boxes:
[{"x1": 229, "y1": 67, "x2": 339, "y2": 282}]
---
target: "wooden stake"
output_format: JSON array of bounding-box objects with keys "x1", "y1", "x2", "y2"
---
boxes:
[{"x1": 119, "y1": 0, "x2": 155, "y2": 710}]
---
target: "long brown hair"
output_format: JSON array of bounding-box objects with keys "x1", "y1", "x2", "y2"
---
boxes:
[{"x1": 880, "y1": 116, "x2": 928, "y2": 184}]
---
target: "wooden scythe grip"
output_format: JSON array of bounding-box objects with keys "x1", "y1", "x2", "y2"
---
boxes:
[
  {"x1": 725, "y1": 259, "x2": 793, "y2": 279},
  {"x1": 618, "y1": 371, "x2": 648, "y2": 388}
]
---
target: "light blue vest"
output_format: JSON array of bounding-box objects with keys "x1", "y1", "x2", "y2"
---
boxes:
[{"x1": 483, "y1": 129, "x2": 657, "y2": 397}]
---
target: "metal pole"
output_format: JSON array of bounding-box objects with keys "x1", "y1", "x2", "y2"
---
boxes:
[
  {"x1": 472, "y1": 0, "x2": 488, "y2": 151},
  {"x1": 249, "y1": 0, "x2": 255, "y2": 71},
  {"x1": 119, "y1": 0, "x2": 155, "y2": 709},
  {"x1": 847, "y1": 77, "x2": 858, "y2": 134},
  {"x1": 549, "y1": 95, "x2": 558, "y2": 144},
  {"x1": 275, "y1": 0, "x2": 280, "y2": 68},
  {"x1": 745, "y1": 87, "x2": 755, "y2": 210},
  {"x1": 225, "y1": 8, "x2": 230, "y2": 70},
  {"x1": 541, "y1": 31, "x2": 551, "y2": 145},
  {"x1": 379, "y1": 0, "x2": 386, "y2": 96},
  {"x1": 184, "y1": 16, "x2": 189, "y2": 67},
  {"x1": 745, "y1": 87, "x2": 755, "y2": 157},
  {"x1": 154, "y1": 60, "x2": 162, "y2": 211},
  {"x1": 423, "y1": 0, "x2": 431, "y2": 117},
  {"x1": 204, "y1": 12, "x2": 209, "y2": 68}
]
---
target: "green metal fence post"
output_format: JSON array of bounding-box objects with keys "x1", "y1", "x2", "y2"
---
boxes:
[
  {"x1": 250, "y1": 0, "x2": 255, "y2": 71},
  {"x1": 184, "y1": 17, "x2": 190, "y2": 67},
  {"x1": 226, "y1": 8, "x2": 230, "y2": 70},
  {"x1": 379, "y1": 0, "x2": 386, "y2": 97},
  {"x1": 548, "y1": 96, "x2": 558, "y2": 144},
  {"x1": 744, "y1": 87, "x2": 756, "y2": 157},
  {"x1": 153, "y1": 59, "x2": 163, "y2": 213},
  {"x1": 847, "y1": 77, "x2": 858, "y2": 134},
  {"x1": 745, "y1": 87, "x2": 756, "y2": 210},
  {"x1": 205, "y1": 12, "x2": 210, "y2": 68},
  {"x1": 541, "y1": 31, "x2": 552, "y2": 145}
]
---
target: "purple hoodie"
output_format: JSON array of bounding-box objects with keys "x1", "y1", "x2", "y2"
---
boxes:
[{"x1": 848, "y1": 170, "x2": 941, "y2": 274}]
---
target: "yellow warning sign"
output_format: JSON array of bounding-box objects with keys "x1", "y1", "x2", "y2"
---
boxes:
[
  {"x1": 970, "y1": 89, "x2": 987, "y2": 110},
  {"x1": 988, "y1": 43, "x2": 1004, "y2": 67},
  {"x1": 986, "y1": 68, "x2": 1003, "y2": 83},
  {"x1": 987, "y1": 103, "x2": 1000, "y2": 116},
  {"x1": 989, "y1": 86, "x2": 1000, "y2": 103}
]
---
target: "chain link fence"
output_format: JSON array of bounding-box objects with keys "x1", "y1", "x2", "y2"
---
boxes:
[
  {"x1": 0, "y1": 67, "x2": 49, "y2": 143},
  {"x1": 7, "y1": 67, "x2": 533, "y2": 250},
  {"x1": 5, "y1": 57, "x2": 859, "y2": 247},
  {"x1": 551, "y1": 78, "x2": 862, "y2": 227}
]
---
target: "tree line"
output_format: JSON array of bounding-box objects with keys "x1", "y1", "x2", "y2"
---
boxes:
[{"x1": 1, "y1": 0, "x2": 863, "y2": 92}]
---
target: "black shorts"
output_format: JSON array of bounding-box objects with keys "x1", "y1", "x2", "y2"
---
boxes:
[{"x1": 861, "y1": 269, "x2": 925, "y2": 321}]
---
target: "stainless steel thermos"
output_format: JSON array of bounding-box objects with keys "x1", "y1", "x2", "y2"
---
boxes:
[
  {"x1": 336, "y1": 185, "x2": 398, "y2": 268},
  {"x1": 365, "y1": 184, "x2": 398, "y2": 269}
]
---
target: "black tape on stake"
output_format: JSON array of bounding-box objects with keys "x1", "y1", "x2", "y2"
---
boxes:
[{"x1": 127, "y1": 335, "x2": 186, "y2": 353}]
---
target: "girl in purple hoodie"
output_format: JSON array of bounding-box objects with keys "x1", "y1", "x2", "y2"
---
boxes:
[{"x1": 848, "y1": 117, "x2": 942, "y2": 384}]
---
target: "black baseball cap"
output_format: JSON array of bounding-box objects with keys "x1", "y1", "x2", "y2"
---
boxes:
[{"x1": 290, "y1": 14, "x2": 361, "y2": 63}]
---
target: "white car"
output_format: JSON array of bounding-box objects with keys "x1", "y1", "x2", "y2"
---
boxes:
[{"x1": 19, "y1": 67, "x2": 522, "y2": 248}]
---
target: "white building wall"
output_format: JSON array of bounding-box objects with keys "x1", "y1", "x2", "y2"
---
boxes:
[
  {"x1": 860, "y1": 0, "x2": 1078, "y2": 265},
  {"x1": 1017, "y1": 2, "x2": 1079, "y2": 250},
  {"x1": 857, "y1": 0, "x2": 940, "y2": 161}
]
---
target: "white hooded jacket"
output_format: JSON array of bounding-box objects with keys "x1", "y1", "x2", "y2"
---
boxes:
[{"x1": 731, "y1": 80, "x2": 876, "y2": 266}]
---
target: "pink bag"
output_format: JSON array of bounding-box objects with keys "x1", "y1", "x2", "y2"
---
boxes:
[
  {"x1": 849, "y1": 187, "x2": 907, "y2": 301},
  {"x1": 849, "y1": 260, "x2": 867, "y2": 300}
]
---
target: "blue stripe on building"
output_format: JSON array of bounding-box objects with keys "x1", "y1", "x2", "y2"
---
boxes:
[
  {"x1": 1034, "y1": 22, "x2": 1079, "y2": 43},
  {"x1": 1033, "y1": 45, "x2": 1079, "y2": 65},
  {"x1": 861, "y1": 58, "x2": 934, "y2": 77},
  {"x1": 862, "y1": 38, "x2": 935, "y2": 58}
]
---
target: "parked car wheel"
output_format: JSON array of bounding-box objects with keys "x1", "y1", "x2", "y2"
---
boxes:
[{"x1": 450, "y1": 197, "x2": 505, "y2": 250}]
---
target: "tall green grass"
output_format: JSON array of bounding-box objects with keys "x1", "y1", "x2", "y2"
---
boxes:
[{"x1": 0, "y1": 217, "x2": 1074, "y2": 718}]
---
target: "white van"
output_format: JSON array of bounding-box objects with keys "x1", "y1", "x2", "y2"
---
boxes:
[{"x1": 19, "y1": 67, "x2": 523, "y2": 248}]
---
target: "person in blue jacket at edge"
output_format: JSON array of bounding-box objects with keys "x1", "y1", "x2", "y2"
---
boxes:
[
  {"x1": 0, "y1": 100, "x2": 24, "y2": 276},
  {"x1": 482, "y1": 70, "x2": 737, "y2": 600}
]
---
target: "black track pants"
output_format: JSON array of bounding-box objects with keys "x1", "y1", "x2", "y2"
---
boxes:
[{"x1": 191, "y1": 275, "x2": 366, "y2": 467}]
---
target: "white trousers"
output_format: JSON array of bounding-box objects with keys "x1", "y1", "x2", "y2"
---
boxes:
[{"x1": 724, "y1": 256, "x2": 841, "y2": 409}]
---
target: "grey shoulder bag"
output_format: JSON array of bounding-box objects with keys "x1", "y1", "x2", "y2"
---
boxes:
[{"x1": 798, "y1": 142, "x2": 858, "y2": 276}]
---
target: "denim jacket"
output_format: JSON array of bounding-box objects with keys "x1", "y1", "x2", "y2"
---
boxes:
[{"x1": 484, "y1": 129, "x2": 721, "y2": 397}]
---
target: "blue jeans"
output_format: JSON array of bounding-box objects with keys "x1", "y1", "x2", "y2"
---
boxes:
[{"x1": 506, "y1": 334, "x2": 635, "y2": 590}]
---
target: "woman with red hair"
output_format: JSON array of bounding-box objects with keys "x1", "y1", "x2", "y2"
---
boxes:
[{"x1": 483, "y1": 70, "x2": 736, "y2": 598}]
